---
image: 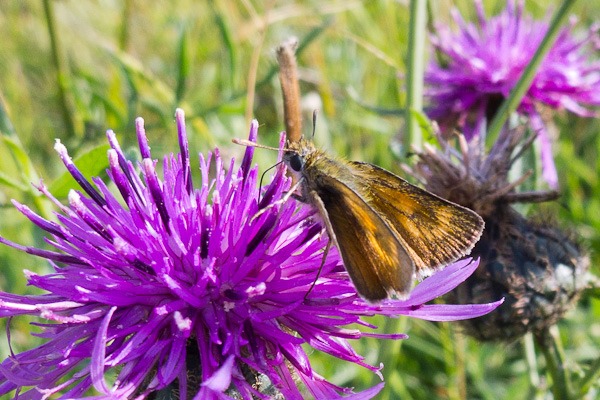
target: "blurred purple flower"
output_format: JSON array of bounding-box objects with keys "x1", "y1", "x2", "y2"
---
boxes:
[
  {"x1": 0, "y1": 109, "x2": 501, "y2": 399},
  {"x1": 425, "y1": 0, "x2": 600, "y2": 188}
]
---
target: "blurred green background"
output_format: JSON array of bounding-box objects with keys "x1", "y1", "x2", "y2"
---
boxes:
[{"x1": 0, "y1": 1, "x2": 599, "y2": 399}]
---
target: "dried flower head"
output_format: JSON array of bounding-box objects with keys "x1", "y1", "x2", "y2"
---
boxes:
[
  {"x1": 0, "y1": 109, "x2": 501, "y2": 398},
  {"x1": 407, "y1": 125, "x2": 591, "y2": 342}
]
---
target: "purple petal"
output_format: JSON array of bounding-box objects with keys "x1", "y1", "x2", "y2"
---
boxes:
[
  {"x1": 399, "y1": 299, "x2": 505, "y2": 322},
  {"x1": 91, "y1": 306, "x2": 116, "y2": 394},
  {"x1": 401, "y1": 258, "x2": 480, "y2": 306}
]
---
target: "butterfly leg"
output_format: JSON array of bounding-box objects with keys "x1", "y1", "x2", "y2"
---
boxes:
[
  {"x1": 250, "y1": 178, "x2": 304, "y2": 222},
  {"x1": 304, "y1": 189, "x2": 339, "y2": 302}
]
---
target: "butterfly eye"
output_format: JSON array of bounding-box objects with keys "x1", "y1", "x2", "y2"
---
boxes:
[{"x1": 288, "y1": 153, "x2": 303, "y2": 172}]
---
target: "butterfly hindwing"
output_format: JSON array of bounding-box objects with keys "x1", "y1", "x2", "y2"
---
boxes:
[{"x1": 348, "y1": 161, "x2": 484, "y2": 276}]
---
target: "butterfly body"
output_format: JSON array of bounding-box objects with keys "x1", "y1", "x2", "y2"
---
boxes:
[{"x1": 283, "y1": 138, "x2": 484, "y2": 301}]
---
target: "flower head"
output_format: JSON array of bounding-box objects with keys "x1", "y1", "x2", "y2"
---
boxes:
[
  {"x1": 425, "y1": 0, "x2": 600, "y2": 188},
  {"x1": 0, "y1": 109, "x2": 501, "y2": 399},
  {"x1": 409, "y1": 125, "x2": 590, "y2": 342}
]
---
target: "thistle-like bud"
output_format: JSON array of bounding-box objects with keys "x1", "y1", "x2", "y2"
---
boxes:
[{"x1": 408, "y1": 127, "x2": 591, "y2": 341}]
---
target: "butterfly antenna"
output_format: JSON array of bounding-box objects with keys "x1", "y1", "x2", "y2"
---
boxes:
[
  {"x1": 259, "y1": 161, "x2": 283, "y2": 200},
  {"x1": 232, "y1": 138, "x2": 282, "y2": 151}
]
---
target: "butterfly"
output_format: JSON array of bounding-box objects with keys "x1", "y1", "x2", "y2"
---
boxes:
[{"x1": 235, "y1": 136, "x2": 484, "y2": 302}]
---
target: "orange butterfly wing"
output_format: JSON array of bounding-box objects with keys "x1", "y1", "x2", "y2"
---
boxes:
[
  {"x1": 312, "y1": 172, "x2": 416, "y2": 300},
  {"x1": 349, "y1": 161, "x2": 484, "y2": 277}
]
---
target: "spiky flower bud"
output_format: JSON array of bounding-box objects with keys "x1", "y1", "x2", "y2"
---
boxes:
[{"x1": 408, "y1": 126, "x2": 591, "y2": 341}]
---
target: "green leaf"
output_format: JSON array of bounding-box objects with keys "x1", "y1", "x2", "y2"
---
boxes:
[
  {"x1": 409, "y1": 108, "x2": 438, "y2": 144},
  {"x1": 0, "y1": 96, "x2": 17, "y2": 138},
  {"x1": 48, "y1": 143, "x2": 111, "y2": 199},
  {"x1": 175, "y1": 26, "x2": 190, "y2": 103},
  {"x1": 0, "y1": 170, "x2": 28, "y2": 191},
  {"x1": 0, "y1": 98, "x2": 41, "y2": 187},
  {"x1": 1, "y1": 136, "x2": 41, "y2": 186},
  {"x1": 104, "y1": 44, "x2": 175, "y2": 107},
  {"x1": 211, "y1": 3, "x2": 236, "y2": 92}
]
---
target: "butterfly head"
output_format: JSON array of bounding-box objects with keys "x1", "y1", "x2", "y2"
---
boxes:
[{"x1": 283, "y1": 138, "x2": 317, "y2": 173}]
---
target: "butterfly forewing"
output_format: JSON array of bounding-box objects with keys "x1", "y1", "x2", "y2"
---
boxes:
[
  {"x1": 349, "y1": 161, "x2": 484, "y2": 276},
  {"x1": 312, "y1": 173, "x2": 416, "y2": 300}
]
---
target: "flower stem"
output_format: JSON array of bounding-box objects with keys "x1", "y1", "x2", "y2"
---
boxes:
[
  {"x1": 42, "y1": 0, "x2": 76, "y2": 139},
  {"x1": 442, "y1": 324, "x2": 466, "y2": 400},
  {"x1": 277, "y1": 38, "x2": 302, "y2": 143},
  {"x1": 377, "y1": 316, "x2": 409, "y2": 400},
  {"x1": 535, "y1": 325, "x2": 573, "y2": 399},
  {"x1": 486, "y1": 0, "x2": 579, "y2": 145},
  {"x1": 577, "y1": 354, "x2": 600, "y2": 397},
  {"x1": 118, "y1": 0, "x2": 133, "y2": 51},
  {"x1": 405, "y1": 0, "x2": 427, "y2": 149},
  {"x1": 523, "y1": 332, "x2": 544, "y2": 398}
]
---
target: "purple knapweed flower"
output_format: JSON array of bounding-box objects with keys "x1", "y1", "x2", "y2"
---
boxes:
[
  {"x1": 425, "y1": 0, "x2": 600, "y2": 188},
  {"x1": 0, "y1": 109, "x2": 501, "y2": 399}
]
